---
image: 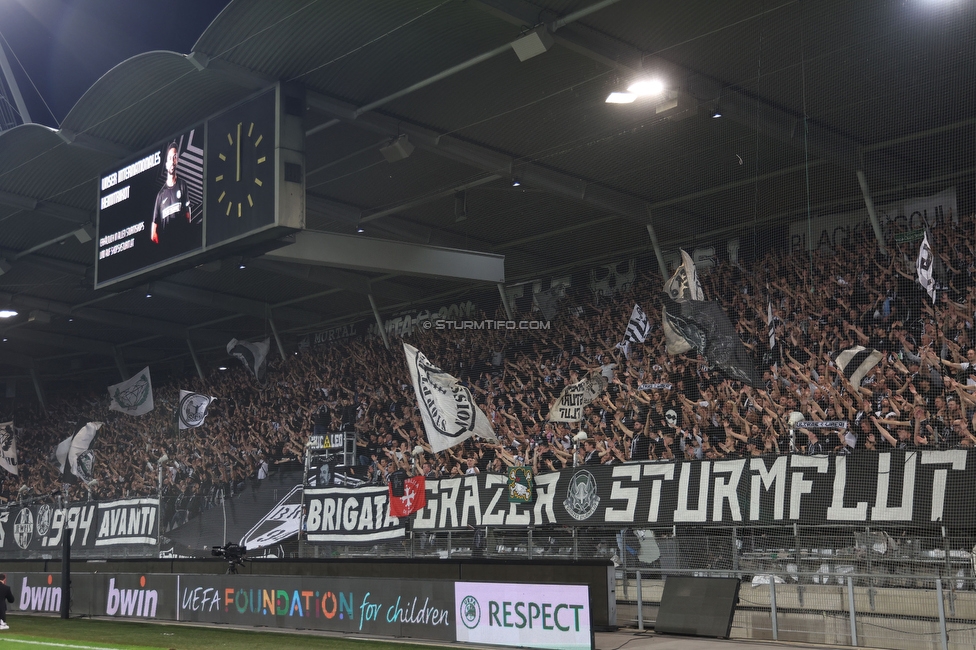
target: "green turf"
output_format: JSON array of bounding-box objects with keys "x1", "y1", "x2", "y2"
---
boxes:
[{"x1": 3, "y1": 615, "x2": 456, "y2": 650}]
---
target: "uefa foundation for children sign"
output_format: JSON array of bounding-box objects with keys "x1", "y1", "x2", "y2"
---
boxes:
[{"x1": 454, "y1": 581, "x2": 591, "y2": 649}]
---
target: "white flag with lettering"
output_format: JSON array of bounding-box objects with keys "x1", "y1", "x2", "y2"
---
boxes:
[{"x1": 403, "y1": 343, "x2": 497, "y2": 453}]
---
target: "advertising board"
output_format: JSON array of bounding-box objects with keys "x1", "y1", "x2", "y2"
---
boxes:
[{"x1": 454, "y1": 581, "x2": 591, "y2": 650}]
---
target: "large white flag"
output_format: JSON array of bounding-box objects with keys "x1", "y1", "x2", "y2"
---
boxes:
[
  {"x1": 547, "y1": 372, "x2": 609, "y2": 422},
  {"x1": 0, "y1": 421, "x2": 17, "y2": 476},
  {"x1": 179, "y1": 390, "x2": 216, "y2": 429},
  {"x1": 403, "y1": 343, "x2": 497, "y2": 453},
  {"x1": 108, "y1": 366, "x2": 154, "y2": 416},
  {"x1": 55, "y1": 422, "x2": 103, "y2": 484}
]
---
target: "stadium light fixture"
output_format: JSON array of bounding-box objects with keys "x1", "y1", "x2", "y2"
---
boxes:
[
  {"x1": 218, "y1": 366, "x2": 228, "y2": 371},
  {"x1": 627, "y1": 79, "x2": 665, "y2": 96},
  {"x1": 511, "y1": 177, "x2": 522, "y2": 187},
  {"x1": 607, "y1": 79, "x2": 668, "y2": 104},
  {"x1": 0, "y1": 310, "x2": 17, "y2": 318},
  {"x1": 711, "y1": 108, "x2": 723, "y2": 118}
]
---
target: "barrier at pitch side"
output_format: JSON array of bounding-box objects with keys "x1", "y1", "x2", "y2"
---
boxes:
[{"x1": 8, "y1": 571, "x2": 593, "y2": 650}]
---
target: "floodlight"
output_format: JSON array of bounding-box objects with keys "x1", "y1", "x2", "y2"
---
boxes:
[
  {"x1": 605, "y1": 92, "x2": 637, "y2": 104},
  {"x1": 627, "y1": 79, "x2": 665, "y2": 96}
]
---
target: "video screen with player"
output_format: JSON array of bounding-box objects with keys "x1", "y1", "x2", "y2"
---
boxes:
[{"x1": 96, "y1": 126, "x2": 204, "y2": 287}]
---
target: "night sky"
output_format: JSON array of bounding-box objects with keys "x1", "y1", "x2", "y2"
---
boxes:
[{"x1": 0, "y1": 0, "x2": 229, "y2": 128}]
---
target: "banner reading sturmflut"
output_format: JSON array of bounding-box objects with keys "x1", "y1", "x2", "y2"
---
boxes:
[{"x1": 403, "y1": 343, "x2": 497, "y2": 453}]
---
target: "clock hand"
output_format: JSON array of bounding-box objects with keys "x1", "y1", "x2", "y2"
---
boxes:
[{"x1": 236, "y1": 122, "x2": 242, "y2": 183}]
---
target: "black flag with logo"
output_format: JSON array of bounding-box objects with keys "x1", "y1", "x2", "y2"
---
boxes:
[{"x1": 662, "y1": 294, "x2": 760, "y2": 386}]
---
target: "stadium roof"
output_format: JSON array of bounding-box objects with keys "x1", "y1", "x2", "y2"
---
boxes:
[{"x1": 0, "y1": 0, "x2": 974, "y2": 395}]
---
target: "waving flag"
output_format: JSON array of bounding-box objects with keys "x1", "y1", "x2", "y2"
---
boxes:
[
  {"x1": 389, "y1": 475, "x2": 427, "y2": 517},
  {"x1": 0, "y1": 421, "x2": 17, "y2": 476},
  {"x1": 108, "y1": 367, "x2": 154, "y2": 416},
  {"x1": 55, "y1": 422, "x2": 103, "y2": 484},
  {"x1": 179, "y1": 391, "x2": 216, "y2": 429},
  {"x1": 624, "y1": 304, "x2": 650, "y2": 343},
  {"x1": 917, "y1": 228, "x2": 939, "y2": 304},
  {"x1": 404, "y1": 343, "x2": 497, "y2": 453},
  {"x1": 228, "y1": 337, "x2": 271, "y2": 382}
]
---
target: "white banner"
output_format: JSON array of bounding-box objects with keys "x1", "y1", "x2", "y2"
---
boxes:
[
  {"x1": 404, "y1": 343, "x2": 497, "y2": 453},
  {"x1": 548, "y1": 373, "x2": 608, "y2": 423},
  {"x1": 0, "y1": 421, "x2": 17, "y2": 475},
  {"x1": 108, "y1": 366, "x2": 154, "y2": 416},
  {"x1": 789, "y1": 187, "x2": 957, "y2": 253}
]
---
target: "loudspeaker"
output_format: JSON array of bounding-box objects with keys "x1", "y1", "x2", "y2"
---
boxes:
[
  {"x1": 380, "y1": 134, "x2": 414, "y2": 163},
  {"x1": 655, "y1": 576, "x2": 739, "y2": 638}
]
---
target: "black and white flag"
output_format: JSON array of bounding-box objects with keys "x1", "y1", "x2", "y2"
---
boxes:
[
  {"x1": 403, "y1": 343, "x2": 497, "y2": 453},
  {"x1": 55, "y1": 422, "x2": 102, "y2": 484},
  {"x1": 624, "y1": 304, "x2": 650, "y2": 343},
  {"x1": 836, "y1": 346, "x2": 883, "y2": 389},
  {"x1": 917, "y1": 228, "x2": 938, "y2": 304},
  {"x1": 767, "y1": 301, "x2": 776, "y2": 350},
  {"x1": 0, "y1": 421, "x2": 17, "y2": 476},
  {"x1": 178, "y1": 390, "x2": 216, "y2": 429},
  {"x1": 108, "y1": 367, "x2": 154, "y2": 416},
  {"x1": 227, "y1": 337, "x2": 271, "y2": 382}
]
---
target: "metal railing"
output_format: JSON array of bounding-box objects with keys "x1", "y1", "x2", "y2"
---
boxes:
[{"x1": 616, "y1": 569, "x2": 976, "y2": 650}]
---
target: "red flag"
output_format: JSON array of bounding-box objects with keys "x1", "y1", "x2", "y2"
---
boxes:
[{"x1": 389, "y1": 475, "x2": 426, "y2": 517}]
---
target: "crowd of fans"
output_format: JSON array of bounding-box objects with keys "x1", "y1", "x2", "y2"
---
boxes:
[{"x1": 2, "y1": 213, "x2": 976, "y2": 523}]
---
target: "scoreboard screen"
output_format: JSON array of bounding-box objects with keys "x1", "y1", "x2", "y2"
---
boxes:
[
  {"x1": 94, "y1": 83, "x2": 305, "y2": 290},
  {"x1": 95, "y1": 127, "x2": 204, "y2": 286}
]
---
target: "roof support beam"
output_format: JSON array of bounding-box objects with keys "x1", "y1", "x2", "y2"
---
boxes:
[
  {"x1": 307, "y1": 90, "x2": 649, "y2": 225},
  {"x1": 57, "y1": 128, "x2": 134, "y2": 159},
  {"x1": 474, "y1": 0, "x2": 896, "y2": 182},
  {"x1": 147, "y1": 281, "x2": 319, "y2": 325},
  {"x1": 264, "y1": 230, "x2": 505, "y2": 284},
  {"x1": 0, "y1": 290, "x2": 191, "y2": 339},
  {"x1": 0, "y1": 189, "x2": 92, "y2": 224}
]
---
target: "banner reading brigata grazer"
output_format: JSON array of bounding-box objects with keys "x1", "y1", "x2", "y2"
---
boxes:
[{"x1": 303, "y1": 485, "x2": 406, "y2": 543}]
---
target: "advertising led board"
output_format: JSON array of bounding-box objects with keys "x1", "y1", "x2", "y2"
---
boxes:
[
  {"x1": 95, "y1": 127, "x2": 204, "y2": 286},
  {"x1": 454, "y1": 581, "x2": 591, "y2": 650}
]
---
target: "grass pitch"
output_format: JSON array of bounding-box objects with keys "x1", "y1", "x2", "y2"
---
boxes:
[{"x1": 2, "y1": 615, "x2": 456, "y2": 650}]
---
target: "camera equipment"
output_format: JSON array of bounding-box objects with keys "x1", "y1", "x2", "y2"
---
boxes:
[{"x1": 211, "y1": 542, "x2": 247, "y2": 574}]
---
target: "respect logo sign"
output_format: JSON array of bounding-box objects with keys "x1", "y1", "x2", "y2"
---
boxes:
[{"x1": 454, "y1": 581, "x2": 591, "y2": 649}]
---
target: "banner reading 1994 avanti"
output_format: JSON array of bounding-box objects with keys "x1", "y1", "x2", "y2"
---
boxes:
[{"x1": 0, "y1": 497, "x2": 158, "y2": 554}]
